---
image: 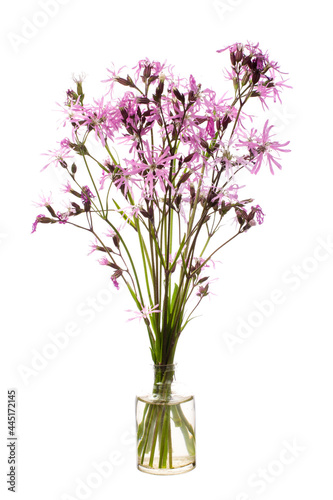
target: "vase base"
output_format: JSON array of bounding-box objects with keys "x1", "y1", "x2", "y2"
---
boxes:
[{"x1": 137, "y1": 460, "x2": 195, "y2": 476}]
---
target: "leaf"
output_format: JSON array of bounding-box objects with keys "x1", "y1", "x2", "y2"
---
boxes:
[
  {"x1": 126, "y1": 283, "x2": 141, "y2": 310},
  {"x1": 169, "y1": 234, "x2": 186, "y2": 272},
  {"x1": 150, "y1": 228, "x2": 166, "y2": 269},
  {"x1": 170, "y1": 283, "x2": 179, "y2": 311}
]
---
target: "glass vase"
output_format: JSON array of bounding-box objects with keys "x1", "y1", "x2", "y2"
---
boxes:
[{"x1": 135, "y1": 363, "x2": 196, "y2": 475}]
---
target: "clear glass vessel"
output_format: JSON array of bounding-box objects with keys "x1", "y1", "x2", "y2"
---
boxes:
[{"x1": 135, "y1": 364, "x2": 196, "y2": 475}]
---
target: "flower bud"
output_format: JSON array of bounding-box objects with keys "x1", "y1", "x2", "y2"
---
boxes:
[
  {"x1": 252, "y1": 70, "x2": 261, "y2": 85},
  {"x1": 235, "y1": 47, "x2": 243, "y2": 62},
  {"x1": 196, "y1": 283, "x2": 209, "y2": 298},
  {"x1": 230, "y1": 51, "x2": 236, "y2": 66},
  {"x1": 71, "y1": 142, "x2": 88, "y2": 156},
  {"x1": 188, "y1": 90, "x2": 196, "y2": 103},
  {"x1": 175, "y1": 194, "x2": 182, "y2": 210},
  {"x1": 71, "y1": 202, "x2": 84, "y2": 214},
  {"x1": 190, "y1": 183, "x2": 196, "y2": 208},
  {"x1": 241, "y1": 71, "x2": 250, "y2": 87},
  {"x1": 114, "y1": 76, "x2": 134, "y2": 88},
  {"x1": 59, "y1": 159, "x2": 68, "y2": 169},
  {"x1": 222, "y1": 114, "x2": 232, "y2": 130},
  {"x1": 113, "y1": 234, "x2": 120, "y2": 249},
  {"x1": 126, "y1": 75, "x2": 135, "y2": 87},
  {"x1": 46, "y1": 205, "x2": 57, "y2": 218},
  {"x1": 137, "y1": 96, "x2": 150, "y2": 104},
  {"x1": 37, "y1": 216, "x2": 53, "y2": 224},
  {"x1": 112, "y1": 269, "x2": 123, "y2": 279},
  {"x1": 242, "y1": 55, "x2": 251, "y2": 67},
  {"x1": 173, "y1": 87, "x2": 185, "y2": 105},
  {"x1": 77, "y1": 81, "x2": 83, "y2": 98}
]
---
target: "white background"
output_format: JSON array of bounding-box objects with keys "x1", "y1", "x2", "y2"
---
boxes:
[{"x1": 1, "y1": 0, "x2": 332, "y2": 499}]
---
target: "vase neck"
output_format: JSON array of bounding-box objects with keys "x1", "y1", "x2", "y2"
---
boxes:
[
  {"x1": 153, "y1": 363, "x2": 176, "y2": 381},
  {"x1": 152, "y1": 364, "x2": 176, "y2": 399}
]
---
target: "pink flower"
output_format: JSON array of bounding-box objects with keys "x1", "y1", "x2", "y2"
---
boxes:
[
  {"x1": 256, "y1": 76, "x2": 292, "y2": 109},
  {"x1": 99, "y1": 170, "x2": 111, "y2": 190},
  {"x1": 73, "y1": 98, "x2": 115, "y2": 145},
  {"x1": 33, "y1": 193, "x2": 53, "y2": 207},
  {"x1": 112, "y1": 164, "x2": 139, "y2": 196},
  {"x1": 56, "y1": 211, "x2": 69, "y2": 224},
  {"x1": 111, "y1": 275, "x2": 120, "y2": 290},
  {"x1": 253, "y1": 205, "x2": 264, "y2": 225},
  {"x1": 103, "y1": 63, "x2": 128, "y2": 96},
  {"x1": 42, "y1": 140, "x2": 73, "y2": 171},
  {"x1": 237, "y1": 120, "x2": 290, "y2": 175},
  {"x1": 206, "y1": 117, "x2": 215, "y2": 138},
  {"x1": 98, "y1": 257, "x2": 110, "y2": 266},
  {"x1": 126, "y1": 142, "x2": 179, "y2": 197},
  {"x1": 81, "y1": 186, "x2": 95, "y2": 203},
  {"x1": 105, "y1": 228, "x2": 116, "y2": 238},
  {"x1": 88, "y1": 239, "x2": 99, "y2": 255},
  {"x1": 126, "y1": 304, "x2": 161, "y2": 322},
  {"x1": 31, "y1": 214, "x2": 45, "y2": 234},
  {"x1": 61, "y1": 181, "x2": 72, "y2": 194},
  {"x1": 132, "y1": 58, "x2": 172, "y2": 85}
]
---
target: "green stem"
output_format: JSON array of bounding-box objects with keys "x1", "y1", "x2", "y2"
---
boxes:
[
  {"x1": 82, "y1": 155, "x2": 105, "y2": 217},
  {"x1": 148, "y1": 407, "x2": 163, "y2": 467}
]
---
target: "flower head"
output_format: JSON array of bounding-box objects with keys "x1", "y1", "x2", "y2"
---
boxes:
[
  {"x1": 111, "y1": 275, "x2": 120, "y2": 290},
  {"x1": 81, "y1": 186, "x2": 95, "y2": 204},
  {"x1": 126, "y1": 304, "x2": 161, "y2": 322},
  {"x1": 56, "y1": 211, "x2": 69, "y2": 224},
  {"x1": 237, "y1": 120, "x2": 290, "y2": 174},
  {"x1": 253, "y1": 204, "x2": 265, "y2": 225},
  {"x1": 31, "y1": 214, "x2": 46, "y2": 234},
  {"x1": 98, "y1": 257, "x2": 110, "y2": 266},
  {"x1": 42, "y1": 140, "x2": 73, "y2": 171},
  {"x1": 61, "y1": 181, "x2": 72, "y2": 194},
  {"x1": 33, "y1": 193, "x2": 53, "y2": 208}
]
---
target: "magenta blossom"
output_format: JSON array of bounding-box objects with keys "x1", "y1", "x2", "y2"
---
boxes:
[
  {"x1": 56, "y1": 212, "x2": 69, "y2": 224},
  {"x1": 111, "y1": 275, "x2": 120, "y2": 290},
  {"x1": 31, "y1": 214, "x2": 46, "y2": 233},
  {"x1": 237, "y1": 120, "x2": 290, "y2": 175},
  {"x1": 42, "y1": 140, "x2": 73, "y2": 171},
  {"x1": 126, "y1": 304, "x2": 161, "y2": 322},
  {"x1": 81, "y1": 186, "x2": 95, "y2": 203},
  {"x1": 98, "y1": 257, "x2": 110, "y2": 266},
  {"x1": 253, "y1": 205, "x2": 265, "y2": 225},
  {"x1": 33, "y1": 193, "x2": 53, "y2": 207}
]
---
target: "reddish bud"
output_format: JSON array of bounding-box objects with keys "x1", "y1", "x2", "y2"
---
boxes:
[
  {"x1": 113, "y1": 235, "x2": 120, "y2": 249},
  {"x1": 252, "y1": 70, "x2": 261, "y2": 85},
  {"x1": 235, "y1": 48, "x2": 243, "y2": 62}
]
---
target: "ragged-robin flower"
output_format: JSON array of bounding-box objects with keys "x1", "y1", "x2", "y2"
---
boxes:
[
  {"x1": 237, "y1": 120, "x2": 291, "y2": 174},
  {"x1": 42, "y1": 140, "x2": 73, "y2": 170},
  {"x1": 126, "y1": 304, "x2": 161, "y2": 322}
]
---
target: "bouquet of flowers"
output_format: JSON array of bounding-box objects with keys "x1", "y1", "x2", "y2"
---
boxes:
[{"x1": 33, "y1": 41, "x2": 290, "y2": 473}]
